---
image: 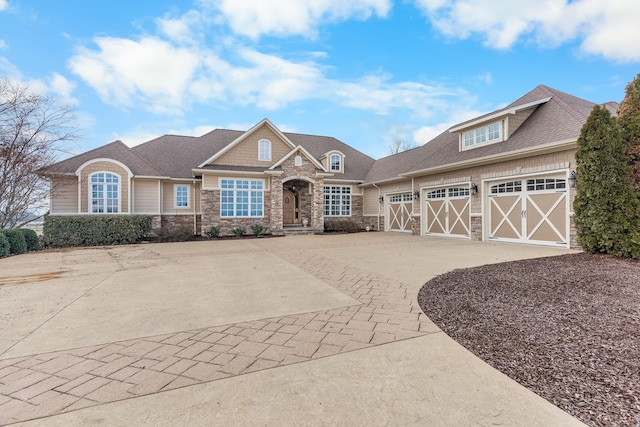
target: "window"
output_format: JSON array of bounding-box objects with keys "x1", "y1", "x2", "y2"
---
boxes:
[
  {"x1": 526, "y1": 178, "x2": 566, "y2": 191},
  {"x1": 295, "y1": 155, "x2": 302, "y2": 166},
  {"x1": 330, "y1": 154, "x2": 341, "y2": 172},
  {"x1": 175, "y1": 185, "x2": 189, "y2": 207},
  {"x1": 258, "y1": 139, "x2": 271, "y2": 161},
  {"x1": 448, "y1": 187, "x2": 470, "y2": 197},
  {"x1": 324, "y1": 186, "x2": 351, "y2": 216},
  {"x1": 463, "y1": 122, "x2": 501, "y2": 149},
  {"x1": 90, "y1": 172, "x2": 119, "y2": 213},
  {"x1": 389, "y1": 193, "x2": 413, "y2": 202},
  {"x1": 426, "y1": 188, "x2": 447, "y2": 199},
  {"x1": 221, "y1": 179, "x2": 264, "y2": 217},
  {"x1": 491, "y1": 180, "x2": 522, "y2": 194}
]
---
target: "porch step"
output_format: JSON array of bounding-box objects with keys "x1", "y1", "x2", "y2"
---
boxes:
[{"x1": 282, "y1": 226, "x2": 322, "y2": 236}]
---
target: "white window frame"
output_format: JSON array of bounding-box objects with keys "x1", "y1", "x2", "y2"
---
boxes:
[
  {"x1": 324, "y1": 185, "x2": 351, "y2": 217},
  {"x1": 462, "y1": 121, "x2": 502, "y2": 150},
  {"x1": 89, "y1": 172, "x2": 120, "y2": 214},
  {"x1": 258, "y1": 139, "x2": 271, "y2": 161},
  {"x1": 174, "y1": 184, "x2": 190, "y2": 208},
  {"x1": 330, "y1": 154, "x2": 342, "y2": 172},
  {"x1": 220, "y1": 178, "x2": 264, "y2": 218}
]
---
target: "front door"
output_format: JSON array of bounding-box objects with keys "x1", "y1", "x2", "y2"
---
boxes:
[{"x1": 283, "y1": 190, "x2": 295, "y2": 224}]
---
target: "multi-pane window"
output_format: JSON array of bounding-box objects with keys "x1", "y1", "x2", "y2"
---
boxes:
[
  {"x1": 426, "y1": 188, "x2": 447, "y2": 199},
  {"x1": 324, "y1": 186, "x2": 351, "y2": 216},
  {"x1": 175, "y1": 185, "x2": 189, "y2": 207},
  {"x1": 463, "y1": 122, "x2": 501, "y2": 149},
  {"x1": 389, "y1": 193, "x2": 413, "y2": 202},
  {"x1": 90, "y1": 172, "x2": 119, "y2": 213},
  {"x1": 221, "y1": 179, "x2": 264, "y2": 217},
  {"x1": 448, "y1": 187, "x2": 470, "y2": 197},
  {"x1": 258, "y1": 140, "x2": 271, "y2": 161},
  {"x1": 526, "y1": 178, "x2": 566, "y2": 191},
  {"x1": 330, "y1": 154, "x2": 341, "y2": 171},
  {"x1": 491, "y1": 180, "x2": 522, "y2": 194}
]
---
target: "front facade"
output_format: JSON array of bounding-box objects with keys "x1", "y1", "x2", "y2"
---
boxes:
[{"x1": 41, "y1": 85, "x2": 613, "y2": 248}]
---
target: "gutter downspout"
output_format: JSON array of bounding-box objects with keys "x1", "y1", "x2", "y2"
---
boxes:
[
  {"x1": 372, "y1": 183, "x2": 381, "y2": 231},
  {"x1": 193, "y1": 179, "x2": 197, "y2": 235}
]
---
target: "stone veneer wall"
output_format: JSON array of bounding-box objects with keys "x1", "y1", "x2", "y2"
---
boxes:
[
  {"x1": 201, "y1": 189, "x2": 272, "y2": 236},
  {"x1": 161, "y1": 215, "x2": 201, "y2": 235}
]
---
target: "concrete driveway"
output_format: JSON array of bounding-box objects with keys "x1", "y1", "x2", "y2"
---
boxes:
[{"x1": 0, "y1": 233, "x2": 584, "y2": 426}]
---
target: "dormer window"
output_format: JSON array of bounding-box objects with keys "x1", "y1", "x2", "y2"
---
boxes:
[
  {"x1": 462, "y1": 122, "x2": 501, "y2": 150},
  {"x1": 330, "y1": 154, "x2": 341, "y2": 172},
  {"x1": 258, "y1": 139, "x2": 271, "y2": 161}
]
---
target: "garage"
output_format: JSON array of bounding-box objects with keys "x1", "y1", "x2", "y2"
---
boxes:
[
  {"x1": 386, "y1": 193, "x2": 413, "y2": 233},
  {"x1": 423, "y1": 186, "x2": 471, "y2": 238},
  {"x1": 487, "y1": 175, "x2": 569, "y2": 247}
]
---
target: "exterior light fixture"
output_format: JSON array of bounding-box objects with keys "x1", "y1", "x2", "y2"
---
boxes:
[
  {"x1": 568, "y1": 171, "x2": 577, "y2": 188},
  {"x1": 379, "y1": 195, "x2": 384, "y2": 204},
  {"x1": 470, "y1": 183, "x2": 478, "y2": 195},
  {"x1": 414, "y1": 189, "x2": 420, "y2": 199}
]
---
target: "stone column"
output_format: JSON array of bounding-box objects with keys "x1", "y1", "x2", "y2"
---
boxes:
[{"x1": 270, "y1": 176, "x2": 284, "y2": 235}]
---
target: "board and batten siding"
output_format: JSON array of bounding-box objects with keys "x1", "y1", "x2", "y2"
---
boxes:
[
  {"x1": 50, "y1": 176, "x2": 78, "y2": 214},
  {"x1": 132, "y1": 179, "x2": 160, "y2": 214}
]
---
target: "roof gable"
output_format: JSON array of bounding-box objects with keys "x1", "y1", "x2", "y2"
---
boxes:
[
  {"x1": 270, "y1": 145, "x2": 327, "y2": 171},
  {"x1": 199, "y1": 119, "x2": 295, "y2": 167}
]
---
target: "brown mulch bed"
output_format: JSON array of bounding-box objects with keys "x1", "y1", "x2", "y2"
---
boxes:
[{"x1": 417, "y1": 253, "x2": 640, "y2": 427}]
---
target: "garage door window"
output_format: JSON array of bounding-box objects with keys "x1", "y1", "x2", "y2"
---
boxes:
[
  {"x1": 389, "y1": 194, "x2": 413, "y2": 202},
  {"x1": 491, "y1": 180, "x2": 522, "y2": 194},
  {"x1": 427, "y1": 189, "x2": 446, "y2": 199},
  {"x1": 448, "y1": 187, "x2": 470, "y2": 197},
  {"x1": 526, "y1": 178, "x2": 566, "y2": 191}
]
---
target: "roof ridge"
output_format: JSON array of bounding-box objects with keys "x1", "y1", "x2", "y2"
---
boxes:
[{"x1": 538, "y1": 84, "x2": 594, "y2": 124}]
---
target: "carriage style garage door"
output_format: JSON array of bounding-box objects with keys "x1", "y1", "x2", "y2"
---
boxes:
[
  {"x1": 386, "y1": 193, "x2": 413, "y2": 233},
  {"x1": 423, "y1": 187, "x2": 470, "y2": 238},
  {"x1": 487, "y1": 175, "x2": 569, "y2": 247}
]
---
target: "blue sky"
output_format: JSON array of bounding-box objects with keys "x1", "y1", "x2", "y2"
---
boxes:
[{"x1": 1, "y1": 0, "x2": 639, "y2": 159}]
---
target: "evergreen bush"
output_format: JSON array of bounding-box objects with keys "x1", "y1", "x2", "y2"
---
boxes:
[
  {"x1": 251, "y1": 224, "x2": 268, "y2": 237},
  {"x1": 1, "y1": 228, "x2": 27, "y2": 255},
  {"x1": 618, "y1": 73, "x2": 640, "y2": 193},
  {"x1": 19, "y1": 229, "x2": 40, "y2": 251},
  {"x1": 0, "y1": 233, "x2": 9, "y2": 257},
  {"x1": 232, "y1": 226, "x2": 246, "y2": 237},
  {"x1": 574, "y1": 105, "x2": 640, "y2": 258},
  {"x1": 205, "y1": 226, "x2": 220, "y2": 238},
  {"x1": 43, "y1": 215, "x2": 152, "y2": 247}
]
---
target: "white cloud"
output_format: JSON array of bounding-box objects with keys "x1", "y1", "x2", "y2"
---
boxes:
[
  {"x1": 413, "y1": 0, "x2": 640, "y2": 62},
  {"x1": 69, "y1": 36, "x2": 201, "y2": 113},
  {"x1": 0, "y1": 0, "x2": 7, "y2": 12},
  {"x1": 48, "y1": 73, "x2": 77, "y2": 105},
  {"x1": 210, "y1": 0, "x2": 391, "y2": 38}
]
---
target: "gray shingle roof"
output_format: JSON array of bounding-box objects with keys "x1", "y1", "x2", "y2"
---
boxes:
[
  {"x1": 39, "y1": 140, "x2": 164, "y2": 176},
  {"x1": 363, "y1": 85, "x2": 609, "y2": 183}
]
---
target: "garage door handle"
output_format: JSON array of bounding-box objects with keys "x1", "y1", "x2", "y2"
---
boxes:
[{"x1": 522, "y1": 210, "x2": 527, "y2": 218}]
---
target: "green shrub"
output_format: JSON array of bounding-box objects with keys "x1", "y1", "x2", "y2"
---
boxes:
[
  {"x1": 574, "y1": 105, "x2": 640, "y2": 258},
  {"x1": 251, "y1": 224, "x2": 268, "y2": 237},
  {"x1": 324, "y1": 220, "x2": 362, "y2": 233},
  {"x1": 0, "y1": 233, "x2": 9, "y2": 257},
  {"x1": 43, "y1": 215, "x2": 152, "y2": 247},
  {"x1": 19, "y1": 229, "x2": 39, "y2": 251},
  {"x1": 2, "y1": 229, "x2": 27, "y2": 255},
  {"x1": 205, "y1": 225, "x2": 220, "y2": 238},
  {"x1": 232, "y1": 226, "x2": 246, "y2": 237}
]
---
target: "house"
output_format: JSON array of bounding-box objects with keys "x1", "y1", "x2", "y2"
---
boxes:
[{"x1": 40, "y1": 85, "x2": 614, "y2": 248}]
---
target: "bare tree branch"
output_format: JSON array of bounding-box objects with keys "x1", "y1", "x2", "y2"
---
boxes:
[
  {"x1": 0, "y1": 77, "x2": 78, "y2": 228},
  {"x1": 388, "y1": 138, "x2": 417, "y2": 155}
]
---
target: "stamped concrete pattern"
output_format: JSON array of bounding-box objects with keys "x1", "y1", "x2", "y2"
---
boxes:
[{"x1": 0, "y1": 234, "x2": 584, "y2": 426}]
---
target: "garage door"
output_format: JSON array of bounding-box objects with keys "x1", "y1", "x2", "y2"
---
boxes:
[
  {"x1": 424, "y1": 187, "x2": 470, "y2": 238},
  {"x1": 488, "y1": 176, "x2": 568, "y2": 246},
  {"x1": 387, "y1": 193, "x2": 413, "y2": 233}
]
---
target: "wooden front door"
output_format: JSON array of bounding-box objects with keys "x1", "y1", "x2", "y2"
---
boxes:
[{"x1": 283, "y1": 190, "x2": 295, "y2": 224}]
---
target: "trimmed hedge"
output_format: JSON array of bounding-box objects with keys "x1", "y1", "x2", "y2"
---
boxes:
[
  {"x1": 43, "y1": 215, "x2": 152, "y2": 248},
  {"x1": 19, "y1": 228, "x2": 40, "y2": 252},
  {"x1": 0, "y1": 233, "x2": 9, "y2": 257},
  {"x1": 1, "y1": 229, "x2": 27, "y2": 255}
]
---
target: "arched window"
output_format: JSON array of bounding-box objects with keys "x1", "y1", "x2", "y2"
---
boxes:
[
  {"x1": 90, "y1": 172, "x2": 120, "y2": 213},
  {"x1": 330, "y1": 154, "x2": 341, "y2": 172},
  {"x1": 258, "y1": 139, "x2": 271, "y2": 161},
  {"x1": 295, "y1": 155, "x2": 302, "y2": 166}
]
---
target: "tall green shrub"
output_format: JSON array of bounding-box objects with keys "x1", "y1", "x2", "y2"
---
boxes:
[
  {"x1": 0, "y1": 232, "x2": 9, "y2": 257},
  {"x1": 1, "y1": 229, "x2": 28, "y2": 255},
  {"x1": 574, "y1": 105, "x2": 640, "y2": 258},
  {"x1": 618, "y1": 73, "x2": 640, "y2": 193},
  {"x1": 19, "y1": 229, "x2": 40, "y2": 251},
  {"x1": 43, "y1": 215, "x2": 152, "y2": 247}
]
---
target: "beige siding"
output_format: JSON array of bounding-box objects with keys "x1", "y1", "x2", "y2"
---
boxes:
[
  {"x1": 50, "y1": 176, "x2": 78, "y2": 214},
  {"x1": 162, "y1": 182, "x2": 197, "y2": 214},
  {"x1": 79, "y1": 161, "x2": 129, "y2": 213},
  {"x1": 212, "y1": 125, "x2": 292, "y2": 167},
  {"x1": 132, "y1": 179, "x2": 159, "y2": 213},
  {"x1": 202, "y1": 174, "x2": 218, "y2": 189},
  {"x1": 363, "y1": 186, "x2": 381, "y2": 216},
  {"x1": 508, "y1": 107, "x2": 536, "y2": 138}
]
